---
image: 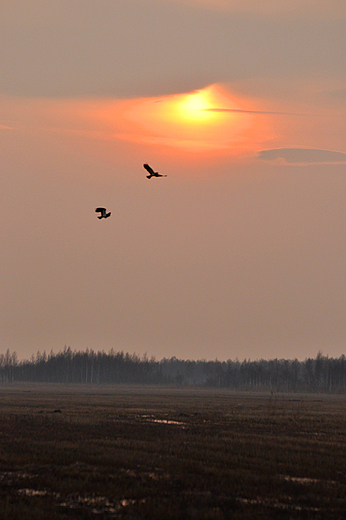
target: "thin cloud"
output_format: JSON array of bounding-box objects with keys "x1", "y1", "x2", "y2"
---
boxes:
[
  {"x1": 205, "y1": 108, "x2": 317, "y2": 116},
  {"x1": 258, "y1": 148, "x2": 346, "y2": 165},
  {"x1": 0, "y1": 121, "x2": 15, "y2": 130},
  {"x1": 181, "y1": 0, "x2": 346, "y2": 18}
]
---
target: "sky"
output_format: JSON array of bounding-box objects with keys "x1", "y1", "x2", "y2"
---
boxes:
[{"x1": 1, "y1": 0, "x2": 346, "y2": 362}]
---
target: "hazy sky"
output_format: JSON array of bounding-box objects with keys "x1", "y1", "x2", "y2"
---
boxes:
[{"x1": 1, "y1": 0, "x2": 346, "y2": 361}]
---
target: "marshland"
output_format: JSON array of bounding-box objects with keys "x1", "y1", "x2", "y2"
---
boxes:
[{"x1": 0, "y1": 384, "x2": 345, "y2": 519}]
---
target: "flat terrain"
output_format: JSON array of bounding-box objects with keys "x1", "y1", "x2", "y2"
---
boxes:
[{"x1": 0, "y1": 384, "x2": 345, "y2": 519}]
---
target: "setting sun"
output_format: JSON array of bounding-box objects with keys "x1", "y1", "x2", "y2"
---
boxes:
[
  {"x1": 116, "y1": 85, "x2": 266, "y2": 153},
  {"x1": 123, "y1": 85, "x2": 245, "y2": 148},
  {"x1": 89, "y1": 84, "x2": 274, "y2": 156}
]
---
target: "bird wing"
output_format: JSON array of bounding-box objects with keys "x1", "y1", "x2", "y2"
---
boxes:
[
  {"x1": 95, "y1": 207, "x2": 106, "y2": 215},
  {"x1": 143, "y1": 164, "x2": 155, "y2": 175}
]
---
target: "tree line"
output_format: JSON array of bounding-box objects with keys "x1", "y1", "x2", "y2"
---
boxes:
[{"x1": 0, "y1": 347, "x2": 346, "y2": 393}]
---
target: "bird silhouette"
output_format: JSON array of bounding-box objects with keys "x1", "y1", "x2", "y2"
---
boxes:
[
  {"x1": 143, "y1": 163, "x2": 167, "y2": 179},
  {"x1": 95, "y1": 207, "x2": 111, "y2": 219}
]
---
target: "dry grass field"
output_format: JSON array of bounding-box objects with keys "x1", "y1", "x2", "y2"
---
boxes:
[{"x1": 0, "y1": 384, "x2": 345, "y2": 519}]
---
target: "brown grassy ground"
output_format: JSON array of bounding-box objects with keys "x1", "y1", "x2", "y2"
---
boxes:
[{"x1": 0, "y1": 384, "x2": 345, "y2": 519}]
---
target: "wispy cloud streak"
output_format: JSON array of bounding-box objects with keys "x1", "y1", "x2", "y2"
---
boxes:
[{"x1": 204, "y1": 108, "x2": 317, "y2": 116}]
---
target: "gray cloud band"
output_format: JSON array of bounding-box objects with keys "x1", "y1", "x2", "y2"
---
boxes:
[{"x1": 258, "y1": 148, "x2": 346, "y2": 164}]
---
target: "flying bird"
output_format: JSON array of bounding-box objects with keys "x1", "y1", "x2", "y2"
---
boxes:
[
  {"x1": 95, "y1": 207, "x2": 111, "y2": 219},
  {"x1": 143, "y1": 163, "x2": 167, "y2": 179}
]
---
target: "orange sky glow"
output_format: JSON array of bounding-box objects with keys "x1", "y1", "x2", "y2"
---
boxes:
[
  {"x1": 91, "y1": 84, "x2": 275, "y2": 157},
  {"x1": 2, "y1": 81, "x2": 342, "y2": 173},
  {"x1": 1, "y1": 84, "x2": 275, "y2": 164}
]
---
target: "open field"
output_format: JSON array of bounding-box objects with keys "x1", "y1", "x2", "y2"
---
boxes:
[{"x1": 0, "y1": 384, "x2": 345, "y2": 519}]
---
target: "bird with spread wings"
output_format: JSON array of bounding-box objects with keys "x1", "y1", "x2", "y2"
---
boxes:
[{"x1": 143, "y1": 164, "x2": 167, "y2": 179}]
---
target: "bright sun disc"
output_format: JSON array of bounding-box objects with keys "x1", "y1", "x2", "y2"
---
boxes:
[{"x1": 174, "y1": 89, "x2": 220, "y2": 124}]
